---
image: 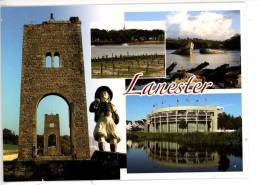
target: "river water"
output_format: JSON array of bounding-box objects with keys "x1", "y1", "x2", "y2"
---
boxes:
[
  {"x1": 91, "y1": 44, "x2": 165, "y2": 59},
  {"x1": 127, "y1": 140, "x2": 242, "y2": 173},
  {"x1": 166, "y1": 49, "x2": 241, "y2": 72}
]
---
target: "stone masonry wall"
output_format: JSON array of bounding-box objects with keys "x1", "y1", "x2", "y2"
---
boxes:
[
  {"x1": 43, "y1": 114, "x2": 61, "y2": 156},
  {"x1": 18, "y1": 17, "x2": 90, "y2": 160}
]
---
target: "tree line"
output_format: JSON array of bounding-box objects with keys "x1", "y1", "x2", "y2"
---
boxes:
[
  {"x1": 3, "y1": 128, "x2": 18, "y2": 145},
  {"x1": 127, "y1": 130, "x2": 242, "y2": 146},
  {"x1": 91, "y1": 28, "x2": 165, "y2": 45},
  {"x1": 218, "y1": 112, "x2": 242, "y2": 130},
  {"x1": 3, "y1": 128, "x2": 71, "y2": 155},
  {"x1": 166, "y1": 34, "x2": 241, "y2": 50}
]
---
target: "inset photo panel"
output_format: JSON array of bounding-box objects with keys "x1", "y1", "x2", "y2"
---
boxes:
[
  {"x1": 91, "y1": 21, "x2": 166, "y2": 78},
  {"x1": 126, "y1": 93, "x2": 242, "y2": 173},
  {"x1": 166, "y1": 11, "x2": 241, "y2": 89},
  {"x1": 125, "y1": 11, "x2": 241, "y2": 89}
]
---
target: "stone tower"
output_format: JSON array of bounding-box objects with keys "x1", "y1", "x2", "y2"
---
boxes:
[
  {"x1": 43, "y1": 114, "x2": 61, "y2": 156},
  {"x1": 18, "y1": 15, "x2": 90, "y2": 160}
]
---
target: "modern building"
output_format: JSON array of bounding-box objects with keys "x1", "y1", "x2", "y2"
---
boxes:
[{"x1": 145, "y1": 106, "x2": 223, "y2": 133}]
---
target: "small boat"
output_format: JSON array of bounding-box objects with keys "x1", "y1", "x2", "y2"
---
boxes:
[
  {"x1": 122, "y1": 43, "x2": 129, "y2": 46},
  {"x1": 200, "y1": 48, "x2": 224, "y2": 54},
  {"x1": 172, "y1": 41, "x2": 194, "y2": 56}
]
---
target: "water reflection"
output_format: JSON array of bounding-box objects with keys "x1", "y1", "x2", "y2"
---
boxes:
[
  {"x1": 127, "y1": 140, "x2": 242, "y2": 173},
  {"x1": 166, "y1": 50, "x2": 240, "y2": 71}
]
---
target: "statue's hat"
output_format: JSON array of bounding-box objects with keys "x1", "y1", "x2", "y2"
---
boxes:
[{"x1": 95, "y1": 86, "x2": 113, "y2": 100}]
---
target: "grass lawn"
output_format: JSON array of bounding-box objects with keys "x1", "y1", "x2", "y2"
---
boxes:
[
  {"x1": 3, "y1": 144, "x2": 18, "y2": 150},
  {"x1": 3, "y1": 144, "x2": 18, "y2": 155}
]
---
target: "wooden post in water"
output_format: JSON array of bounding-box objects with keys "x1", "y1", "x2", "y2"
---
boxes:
[
  {"x1": 128, "y1": 63, "x2": 131, "y2": 75},
  {"x1": 100, "y1": 62, "x2": 103, "y2": 76},
  {"x1": 112, "y1": 62, "x2": 115, "y2": 76},
  {"x1": 146, "y1": 61, "x2": 149, "y2": 73}
]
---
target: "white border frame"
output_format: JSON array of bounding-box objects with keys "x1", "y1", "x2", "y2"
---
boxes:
[{"x1": 0, "y1": 0, "x2": 249, "y2": 184}]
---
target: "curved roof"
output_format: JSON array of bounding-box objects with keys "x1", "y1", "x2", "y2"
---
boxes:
[{"x1": 150, "y1": 106, "x2": 223, "y2": 114}]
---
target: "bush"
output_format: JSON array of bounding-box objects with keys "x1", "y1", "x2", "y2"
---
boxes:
[
  {"x1": 127, "y1": 130, "x2": 242, "y2": 146},
  {"x1": 218, "y1": 112, "x2": 242, "y2": 130},
  {"x1": 3, "y1": 128, "x2": 18, "y2": 145}
]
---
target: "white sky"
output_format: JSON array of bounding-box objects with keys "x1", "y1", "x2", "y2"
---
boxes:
[{"x1": 91, "y1": 21, "x2": 165, "y2": 30}]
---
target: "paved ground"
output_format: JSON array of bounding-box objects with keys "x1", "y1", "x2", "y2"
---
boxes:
[{"x1": 3, "y1": 153, "x2": 18, "y2": 161}]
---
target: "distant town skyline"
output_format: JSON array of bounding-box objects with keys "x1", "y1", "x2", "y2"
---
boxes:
[{"x1": 91, "y1": 21, "x2": 165, "y2": 31}]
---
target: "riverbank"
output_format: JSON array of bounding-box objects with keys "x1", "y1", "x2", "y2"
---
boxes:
[
  {"x1": 166, "y1": 35, "x2": 241, "y2": 50},
  {"x1": 92, "y1": 40, "x2": 165, "y2": 46},
  {"x1": 92, "y1": 54, "x2": 165, "y2": 78},
  {"x1": 127, "y1": 130, "x2": 242, "y2": 146},
  {"x1": 91, "y1": 28, "x2": 164, "y2": 46}
]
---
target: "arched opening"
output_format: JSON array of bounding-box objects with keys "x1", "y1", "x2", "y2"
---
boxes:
[
  {"x1": 37, "y1": 94, "x2": 71, "y2": 157},
  {"x1": 48, "y1": 134, "x2": 56, "y2": 147},
  {"x1": 54, "y1": 52, "x2": 60, "y2": 67},
  {"x1": 45, "y1": 52, "x2": 52, "y2": 67}
]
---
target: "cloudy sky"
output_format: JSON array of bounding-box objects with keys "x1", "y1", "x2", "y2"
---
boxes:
[{"x1": 125, "y1": 10, "x2": 240, "y2": 41}]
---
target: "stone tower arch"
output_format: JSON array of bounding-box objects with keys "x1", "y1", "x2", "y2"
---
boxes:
[
  {"x1": 18, "y1": 16, "x2": 90, "y2": 160},
  {"x1": 43, "y1": 114, "x2": 61, "y2": 156}
]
